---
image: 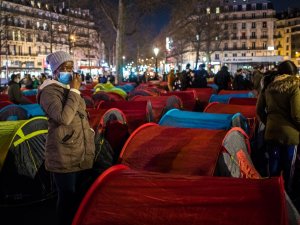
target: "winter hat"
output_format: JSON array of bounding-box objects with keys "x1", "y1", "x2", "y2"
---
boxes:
[{"x1": 46, "y1": 51, "x2": 72, "y2": 72}]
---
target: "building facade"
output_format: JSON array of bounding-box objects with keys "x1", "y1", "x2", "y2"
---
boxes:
[
  {"x1": 275, "y1": 9, "x2": 300, "y2": 68},
  {"x1": 0, "y1": 0, "x2": 105, "y2": 78},
  {"x1": 166, "y1": 0, "x2": 284, "y2": 73}
]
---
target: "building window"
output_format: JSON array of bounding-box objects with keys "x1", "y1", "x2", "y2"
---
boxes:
[
  {"x1": 36, "y1": 21, "x2": 40, "y2": 28},
  {"x1": 216, "y1": 7, "x2": 220, "y2": 14},
  {"x1": 233, "y1": 23, "x2": 237, "y2": 29},
  {"x1": 242, "y1": 53, "x2": 246, "y2": 57},
  {"x1": 262, "y1": 22, "x2": 267, "y2": 28},
  {"x1": 251, "y1": 53, "x2": 254, "y2": 56},
  {"x1": 286, "y1": 29, "x2": 290, "y2": 33},
  {"x1": 278, "y1": 51, "x2": 281, "y2": 55},
  {"x1": 215, "y1": 54, "x2": 219, "y2": 60},
  {"x1": 241, "y1": 32, "x2": 246, "y2": 39},
  {"x1": 242, "y1": 23, "x2": 246, "y2": 29},
  {"x1": 286, "y1": 45, "x2": 289, "y2": 51},
  {"x1": 242, "y1": 14, "x2": 245, "y2": 19},
  {"x1": 28, "y1": 46, "x2": 31, "y2": 55},
  {"x1": 233, "y1": 14, "x2": 237, "y2": 19},
  {"x1": 252, "y1": 42, "x2": 256, "y2": 49},
  {"x1": 251, "y1": 4, "x2": 256, "y2": 10},
  {"x1": 233, "y1": 42, "x2": 237, "y2": 49},
  {"x1": 242, "y1": 5, "x2": 246, "y2": 11},
  {"x1": 251, "y1": 22, "x2": 256, "y2": 28},
  {"x1": 206, "y1": 7, "x2": 211, "y2": 14},
  {"x1": 224, "y1": 53, "x2": 228, "y2": 57},
  {"x1": 263, "y1": 12, "x2": 267, "y2": 18},
  {"x1": 251, "y1": 32, "x2": 256, "y2": 38},
  {"x1": 286, "y1": 37, "x2": 290, "y2": 43},
  {"x1": 224, "y1": 43, "x2": 228, "y2": 49},
  {"x1": 263, "y1": 42, "x2": 267, "y2": 49},
  {"x1": 233, "y1": 5, "x2": 237, "y2": 11},
  {"x1": 252, "y1": 13, "x2": 255, "y2": 18},
  {"x1": 242, "y1": 42, "x2": 246, "y2": 49},
  {"x1": 18, "y1": 46, "x2": 22, "y2": 55},
  {"x1": 262, "y1": 3, "x2": 267, "y2": 10},
  {"x1": 224, "y1": 24, "x2": 228, "y2": 30},
  {"x1": 233, "y1": 53, "x2": 237, "y2": 57}
]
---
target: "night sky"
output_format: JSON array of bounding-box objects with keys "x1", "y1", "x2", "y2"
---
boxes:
[{"x1": 271, "y1": 0, "x2": 300, "y2": 11}]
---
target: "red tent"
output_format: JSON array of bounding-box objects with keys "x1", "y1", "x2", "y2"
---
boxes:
[
  {"x1": 120, "y1": 123, "x2": 228, "y2": 176},
  {"x1": 187, "y1": 87, "x2": 214, "y2": 110},
  {"x1": 228, "y1": 97, "x2": 257, "y2": 105},
  {"x1": 161, "y1": 90, "x2": 197, "y2": 111},
  {"x1": 218, "y1": 90, "x2": 252, "y2": 95},
  {"x1": 204, "y1": 102, "x2": 257, "y2": 138},
  {"x1": 72, "y1": 165, "x2": 288, "y2": 225},
  {"x1": 98, "y1": 100, "x2": 149, "y2": 133},
  {"x1": 130, "y1": 95, "x2": 182, "y2": 122}
]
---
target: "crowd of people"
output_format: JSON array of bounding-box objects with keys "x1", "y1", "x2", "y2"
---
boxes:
[{"x1": 1, "y1": 52, "x2": 300, "y2": 224}]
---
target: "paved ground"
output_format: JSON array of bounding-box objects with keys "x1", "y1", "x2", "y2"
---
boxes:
[{"x1": 0, "y1": 197, "x2": 57, "y2": 225}]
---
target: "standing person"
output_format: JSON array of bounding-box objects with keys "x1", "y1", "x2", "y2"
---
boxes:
[
  {"x1": 192, "y1": 64, "x2": 208, "y2": 88},
  {"x1": 38, "y1": 51, "x2": 95, "y2": 225},
  {"x1": 214, "y1": 65, "x2": 231, "y2": 91},
  {"x1": 167, "y1": 69, "x2": 175, "y2": 91},
  {"x1": 252, "y1": 65, "x2": 265, "y2": 96},
  {"x1": 181, "y1": 63, "x2": 192, "y2": 90},
  {"x1": 256, "y1": 60, "x2": 299, "y2": 194},
  {"x1": 8, "y1": 74, "x2": 32, "y2": 104}
]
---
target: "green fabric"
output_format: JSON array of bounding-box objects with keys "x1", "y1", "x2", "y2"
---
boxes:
[
  {"x1": 94, "y1": 83, "x2": 127, "y2": 98},
  {"x1": 0, "y1": 117, "x2": 48, "y2": 172}
]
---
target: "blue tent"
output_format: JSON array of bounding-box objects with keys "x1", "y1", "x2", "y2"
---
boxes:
[
  {"x1": 22, "y1": 89, "x2": 38, "y2": 96},
  {"x1": 209, "y1": 92, "x2": 254, "y2": 103},
  {"x1": 0, "y1": 104, "x2": 45, "y2": 121},
  {"x1": 158, "y1": 109, "x2": 248, "y2": 132}
]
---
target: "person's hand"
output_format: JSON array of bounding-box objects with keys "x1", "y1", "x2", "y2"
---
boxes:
[{"x1": 70, "y1": 73, "x2": 81, "y2": 90}]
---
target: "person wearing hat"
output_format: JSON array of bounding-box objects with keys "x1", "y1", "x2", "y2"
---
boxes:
[
  {"x1": 8, "y1": 73, "x2": 32, "y2": 104},
  {"x1": 38, "y1": 51, "x2": 95, "y2": 225}
]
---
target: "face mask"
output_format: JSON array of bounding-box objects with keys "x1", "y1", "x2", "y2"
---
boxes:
[{"x1": 58, "y1": 72, "x2": 72, "y2": 84}]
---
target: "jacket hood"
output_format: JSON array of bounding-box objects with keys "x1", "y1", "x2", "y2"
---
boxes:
[
  {"x1": 39, "y1": 79, "x2": 70, "y2": 91},
  {"x1": 267, "y1": 74, "x2": 300, "y2": 93}
]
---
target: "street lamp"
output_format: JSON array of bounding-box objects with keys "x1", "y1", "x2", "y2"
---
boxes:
[{"x1": 153, "y1": 47, "x2": 159, "y2": 77}]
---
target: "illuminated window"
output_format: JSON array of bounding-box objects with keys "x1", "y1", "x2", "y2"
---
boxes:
[
  {"x1": 36, "y1": 21, "x2": 40, "y2": 28},
  {"x1": 206, "y1": 8, "x2": 211, "y2": 14},
  {"x1": 216, "y1": 7, "x2": 220, "y2": 14}
]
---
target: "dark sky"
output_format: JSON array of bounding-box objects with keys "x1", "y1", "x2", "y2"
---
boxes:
[{"x1": 271, "y1": 0, "x2": 300, "y2": 11}]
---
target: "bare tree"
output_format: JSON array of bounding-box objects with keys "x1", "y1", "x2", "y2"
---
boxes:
[{"x1": 166, "y1": 0, "x2": 225, "y2": 68}]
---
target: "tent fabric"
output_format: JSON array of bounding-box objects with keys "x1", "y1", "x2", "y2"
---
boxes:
[
  {"x1": 0, "y1": 117, "x2": 54, "y2": 205},
  {"x1": 0, "y1": 104, "x2": 45, "y2": 121},
  {"x1": 204, "y1": 102, "x2": 256, "y2": 119},
  {"x1": 86, "y1": 108, "x2": 109, "y2": 132},
  {"x1": 209, "y1": 93, "x2": 254, "y2": 103},
  {"x1": 130, "y1": 95, "x2": 182, "y2": 122},
  {"x1": 216, "y1": 127, "x2": 254, "y2": 178},
  {"x1": 94, "y1": 83, "x2": 127, "y2": 98},
  {"x1": 159, "y1": 109, "x2": 248, "y2": 132},
  {"x1": 92, "y1": 91, "x2": 125, "y2": 105},
  {"x1": 0, "y1": 101, "x2": 13, "y2": 109},
  {"x1": 115, "y1": 83, "x2": 136, "y2": 93},
  {"x1": 228, "y1": 97, "x2": 257, "y2": 105},
  {"x1": 218, "y1": 90, "x2": 253, "y2": 95},
  {"x1": 22, "y1": 89, "x2": 38, "y2": 96},
  {"x1": 204, "y1": 103, "x2": 257, "y2": 138},
  {"x1": 0, "y1": 94, "x2": 9, "y2": 101},
  {"x1": 120, "y1": 123, "x2": 227, "y2": 176},
  {"x1": 72, "y1": 165, "x2": 288, "y2": 225},
  {"x1": 0, "y1": 104, "x2": 28, "y2": 121},
  {"x1": 98, "y1": 101, "x2": 149, "y2": 133},
  {"x1": 162, "y1": 91, "x2": 197, "y2": 111}
]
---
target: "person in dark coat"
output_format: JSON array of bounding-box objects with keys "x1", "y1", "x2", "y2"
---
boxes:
[
  {"x1": 8, "y1": 74, "x2": 32, "y2": 104},
  {"x1": 214, "y1": 65, "x2": 231, "y2": 91},
  {"x1": 181, "y1": 63, "x2": 192, "y2": 90},
  {"x1": 256, "y1": 60, "x2": 299, "y2": 195},
  {"x1": 192, "y1": 64, "x2": 208, "y2": 88}
]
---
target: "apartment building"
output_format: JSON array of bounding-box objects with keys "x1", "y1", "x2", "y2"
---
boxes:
[
  {"x1": 0, "y1": 0, "x2": 105, "y2": 78},
  {"x1": 166, "y1": 0, "x2": 284, "y2": 73},
  {"x1": 275, "y1": 9, "x2": 300, "y2": 68}
]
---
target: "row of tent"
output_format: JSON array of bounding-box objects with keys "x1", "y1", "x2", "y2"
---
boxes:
[{"x1": 1, "y1": 82, "x2": 299, "y2": 224}]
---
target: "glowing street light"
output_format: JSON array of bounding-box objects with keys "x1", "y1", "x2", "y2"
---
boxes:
[{"x1": 153, "y1": 47, "x2": 159, "y2": 77}]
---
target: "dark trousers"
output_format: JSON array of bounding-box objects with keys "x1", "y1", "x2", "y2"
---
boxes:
[
  {"x1": 266, "y1": 143, "x2": 297, "y2": 193},
  {"x1": 53, "y1": 172, "x2": 82, "y2": 225}
]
